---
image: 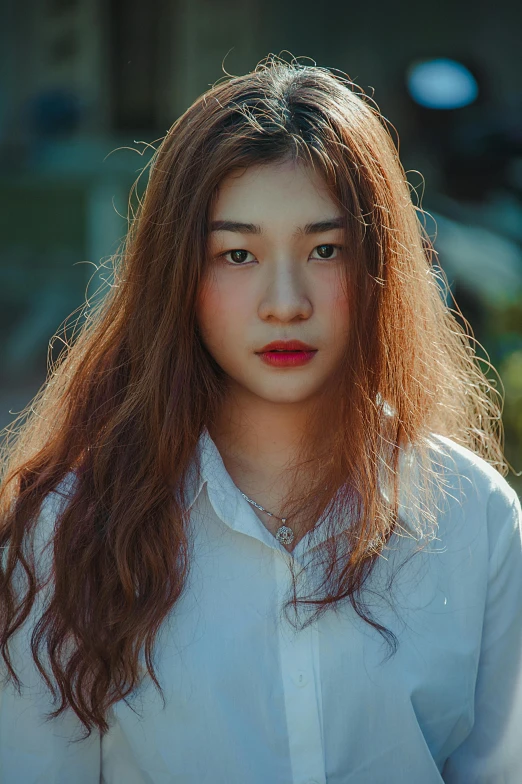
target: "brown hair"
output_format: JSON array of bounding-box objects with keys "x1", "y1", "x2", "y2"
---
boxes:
[{"x1": 0, "y1": 55, "x2": 506, "y2": 738}]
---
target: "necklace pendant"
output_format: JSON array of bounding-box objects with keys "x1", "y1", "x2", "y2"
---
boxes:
[{"x1": 276, "y1": 525, "x2": 295, "y2": 546}]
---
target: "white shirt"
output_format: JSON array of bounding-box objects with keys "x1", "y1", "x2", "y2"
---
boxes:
[{"x1": 1, "y1": 429, "x2": 522, "y2": 783}]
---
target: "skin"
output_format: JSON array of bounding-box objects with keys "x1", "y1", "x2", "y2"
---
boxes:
[{"x1": 196, "y1": 159, "x2": 352, "y2": 534}]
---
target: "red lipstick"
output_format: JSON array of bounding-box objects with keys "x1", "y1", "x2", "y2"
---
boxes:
[{"x1": 256, "y1": 340, "x2": 317, "y2": 368}]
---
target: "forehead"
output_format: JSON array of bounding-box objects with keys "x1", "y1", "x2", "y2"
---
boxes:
[{"x1": 210, "y1": 160, "x2": 338, "y2": 222}]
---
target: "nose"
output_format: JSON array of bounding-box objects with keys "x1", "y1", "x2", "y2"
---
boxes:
[{"x1": 257, "y1": 258, "x2": 313, "y2": 322}]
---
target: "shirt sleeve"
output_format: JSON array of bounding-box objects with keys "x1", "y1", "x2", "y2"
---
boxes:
[
  {"x1": 442, "y1": 485, "x2": 522, "y2": 783},
  {"x1": 0, "y1": 487, "x2": 102, "y2": 783}
]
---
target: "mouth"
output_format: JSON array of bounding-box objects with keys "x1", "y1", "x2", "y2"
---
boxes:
[
  {"x1": 256, "y1": 348, "x2": 318, "y2": 367},
  {"x1": 261, "y1": 349, "x2": 316, "y2": 354},
  {"x1": 256, "y1": 340, "x2": 316, "y2": 353}
]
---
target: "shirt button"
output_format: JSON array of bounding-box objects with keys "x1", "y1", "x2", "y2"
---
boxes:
[{"x1": 292, "y1": 670, "x2": 309, "y2": 687}]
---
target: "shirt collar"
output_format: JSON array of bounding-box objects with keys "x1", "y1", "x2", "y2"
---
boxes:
[
  {"x1": 186, "y1": 428, "x2": 290, "y2": 553},
  {"x1": 183, "y1": 427, "x2": 422, "y2": 556}
]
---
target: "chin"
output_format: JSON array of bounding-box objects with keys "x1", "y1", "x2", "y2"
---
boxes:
[{"x1": 256, "y1": 386, "x2": 317, "y2": 404}]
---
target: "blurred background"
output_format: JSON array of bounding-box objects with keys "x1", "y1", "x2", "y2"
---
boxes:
[{"x1": 1, "y1": 0, "x2": 521, "y2": 493}]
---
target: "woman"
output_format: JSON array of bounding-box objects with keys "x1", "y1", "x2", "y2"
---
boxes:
[{"x1": 1, "y1": 56, "x2": 521, "y2": 783}]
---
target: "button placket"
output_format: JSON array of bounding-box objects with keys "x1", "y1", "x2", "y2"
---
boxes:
[
  {"x1": 292, "y1": 670, "x2": 309, "y2": 688},
  {"x1": 274, "y1": 551, "x2": 326, "y2": 784}
]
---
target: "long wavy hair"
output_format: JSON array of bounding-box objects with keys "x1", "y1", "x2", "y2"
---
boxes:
[{"x1": 0, "y1": 55, "x2": 506, "y2": 738}]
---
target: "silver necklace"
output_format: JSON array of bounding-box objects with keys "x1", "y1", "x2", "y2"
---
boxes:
[{"x1": 239, "y1": 491, "x2": 295, "y2": 546}]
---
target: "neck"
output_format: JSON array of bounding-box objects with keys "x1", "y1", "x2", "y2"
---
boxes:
[
  {"x1": 208, "y1": 385, "x2": 337, "y2": 549},
  {"x1": 208, "y1": 386, "x2": 317, "y2": 493}
]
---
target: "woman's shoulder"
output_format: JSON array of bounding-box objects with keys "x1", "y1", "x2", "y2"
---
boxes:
[
  {"x1": 426, "y1": 433, "x2": 518, "y2": 501},
  {"x1": 424, "y1": 433, "x2": 521, "y2": 551},
  {"x1": 41, "y1": 471, "x2": 78, "y2": 510},
  {"x1": 37, "y1": 471, "x2": 78, "y2": 525},
  {"x1": 29, "y1": 471, "x2": 79, "y2": 568}
]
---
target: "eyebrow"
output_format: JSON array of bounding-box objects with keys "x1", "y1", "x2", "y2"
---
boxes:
[{"x1": 209, "y1": 217, "x2": 344, "y2": 236}]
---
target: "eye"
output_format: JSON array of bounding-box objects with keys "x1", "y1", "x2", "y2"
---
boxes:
[
  {"x1": 310, "y1": 244, "x2": 342, "y2": 260},
  {"x1": 217, "y1": 245, "x2": 343, "y2": 265},
  {"x1": 219, "y1": 249, "x2": 256, "y2": 265}
]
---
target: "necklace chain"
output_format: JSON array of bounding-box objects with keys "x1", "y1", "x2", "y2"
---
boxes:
[
  {"x1": 239, "y1": 491, "x2": 286, "y2": 521},
  {"x1": 239, "y1": 490, "x2": 295, "y2": 546}
]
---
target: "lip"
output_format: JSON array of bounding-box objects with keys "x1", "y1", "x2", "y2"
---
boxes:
[
  {"x1": 255, "y1": 340, "x2": 318, "y2": 369},
  {"x1": 256, "y1": 340, "x2": 316, "y2": 352},
  {"x1": 258, "y1": 350, "x2": 317, "y2": 367}
]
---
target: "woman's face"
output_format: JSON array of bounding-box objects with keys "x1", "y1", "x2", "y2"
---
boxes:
[{"x1": 197, "y1": 159, "x2": 352, "y2": 406}]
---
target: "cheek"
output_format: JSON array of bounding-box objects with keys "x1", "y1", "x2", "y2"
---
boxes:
[
  {"x1": 319, "y1": 272, "x2": 352, "y2": 329},
  {"x1": 195, "y1": 280, "x2": 219, "y2": 348},
  {"x1": 196, "y1": 278, "x2": 249, "y2": 350}
]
